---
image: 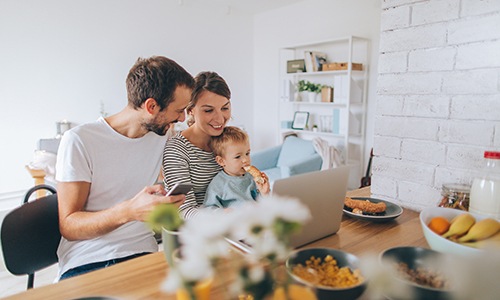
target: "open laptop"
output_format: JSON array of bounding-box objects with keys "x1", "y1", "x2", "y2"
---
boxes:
[{"x1": 226, "y1": 166, "x2": 350, "y2": 253}]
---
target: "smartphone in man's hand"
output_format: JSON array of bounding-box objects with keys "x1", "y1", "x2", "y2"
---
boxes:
[{"x1": 166, "y1": 183, "x2": 193, "y2": 196}]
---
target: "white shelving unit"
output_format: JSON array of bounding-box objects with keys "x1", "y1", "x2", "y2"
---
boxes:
[{"x1": 278, "y1": 36, "x2": 369, "y2": 188}]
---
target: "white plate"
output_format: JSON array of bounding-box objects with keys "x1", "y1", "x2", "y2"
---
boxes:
[{"x1": 343, "y1": 197, "x2": 403, "y2": 222}]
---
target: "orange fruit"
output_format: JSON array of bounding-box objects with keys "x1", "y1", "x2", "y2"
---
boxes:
[{"x1": 428, "y1": 216, "x2": 451, "y2": 235}]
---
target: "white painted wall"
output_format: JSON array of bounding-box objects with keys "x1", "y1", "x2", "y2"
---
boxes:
[
  {"x1": 0, "y1": 0, "x2": 383, "y2": 208},
  {"x1": 0, "y1": 0, "x2": 254, "y2": 198},
  {"x1": 252, "y1": 0, "x2": 381, "y2": 163},
  {"x1": 373, "y1": 0, "x2": 500, "y2": 210}
]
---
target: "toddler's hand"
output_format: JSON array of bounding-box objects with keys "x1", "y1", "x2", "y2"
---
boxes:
[{"x1": 257, "y1": 173, "x2": 270, "y2": 195}]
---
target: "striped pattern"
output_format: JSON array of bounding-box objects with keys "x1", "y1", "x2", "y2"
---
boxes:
[{"x1": 162, "y1": 132, "x2": 222, "y2": 219}]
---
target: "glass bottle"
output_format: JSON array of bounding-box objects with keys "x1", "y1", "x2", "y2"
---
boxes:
[{"x1": 469, "y1": 151, "x2": 500, "y2": 220}]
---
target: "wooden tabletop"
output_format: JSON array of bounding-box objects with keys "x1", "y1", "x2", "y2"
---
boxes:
[{"x1": 4, "y1": 187, "x2": 428, "y2": 300}]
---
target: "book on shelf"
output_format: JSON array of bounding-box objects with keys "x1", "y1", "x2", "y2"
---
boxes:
[
  {"x1": 280, "y1": 79, "x2": 293, "y2": 101},
  {"x1": 303, "y1": 51, "x2": 314, "y2": 73},
  {"x1": 332, "y1": 108, "x2": 341, "y2": 134}
]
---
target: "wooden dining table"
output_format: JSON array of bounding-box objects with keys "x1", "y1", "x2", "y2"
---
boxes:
[{"x1": 3, "y1": 187, "x2": 428, "y2": 300}]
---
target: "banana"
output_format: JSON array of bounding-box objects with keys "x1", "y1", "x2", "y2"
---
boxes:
[
  {"x1": 442, "y1": 213, "x2": 476, "y2": 239},
  {"x1": 457, "y1": 218, "x2": 500, "y2": 243},
  {"x1": 461, "y1": 231, "x2": 500, "y2": 249}
]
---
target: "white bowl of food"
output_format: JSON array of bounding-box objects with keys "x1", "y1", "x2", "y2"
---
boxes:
[{"x1": 419, "y1": 207, "x2": 495, "y2": 256}]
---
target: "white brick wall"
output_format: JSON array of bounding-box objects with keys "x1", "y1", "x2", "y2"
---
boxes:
[
  {"x1": 456, "y1": 40, "x2": 500, "y2": 69},
  {"x1": 376, "y1": 95, "x2": 404, "y2": 115},
  {"x1": 461, "y1": 0, "x2": 500, "y2": 16},
  {"x1": 374, "y1": 0, "x2": 500, "y2": 209},
  {"x1": 373, "y1": 136, "x2": 402, "y2": 158},
  {"x1": 377, "y1": 73, "x2": 442, "y2": 94},
  {"x1": 380, "y1": 23, "x2": 448, "y2": 52},
  {"x1": 408, "y1": 47, "x2": 455, "y2": 72},
  {"x1": 442, "y1": 69, "x2": 499, "y2": 94},
  {"x1": 401, "y1": 139, "x2": 446, "y2": 165},
  {"x1": 412, "y1": 0, "x2": 460, "y2": 26},
  {"x1": 451, "y1": 95, "x2": 500, "y2": 120},
  {"x1": 448, "y1": 13, "x2": 500, "y2": 44},
  {"x1": 378, "y1": 52, "x2": 408, "y2": 73},
  {"x1": 403, "y1": 95, "x2": 449, "y2": 118},
  {"x1": 380, "y1": 5, "x2": 410, "y2": 30}
]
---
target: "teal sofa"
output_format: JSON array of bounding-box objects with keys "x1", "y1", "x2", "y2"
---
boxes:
[{"x1": 251, "y1": 136, "x2": 322, "y2": 183}]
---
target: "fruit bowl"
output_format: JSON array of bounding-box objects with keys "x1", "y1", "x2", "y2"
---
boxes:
[{"x1": 419, "y1": 207, "x2": 490, "y2": 256}]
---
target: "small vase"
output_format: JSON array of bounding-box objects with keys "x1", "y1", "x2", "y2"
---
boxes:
[
  {"x1": 162, "y1": 227, "x2": 181, "y2": 267},
  {"x1": 307, "y1": 92, "x2": 317, "y2": 103}
]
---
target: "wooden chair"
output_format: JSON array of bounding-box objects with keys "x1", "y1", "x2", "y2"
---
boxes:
[
  {"x1": 1, "y1": 185, "x2": 59, "y2": 289},
  {"x1": 25, "y1": 166, "x2": 47, "y2": 198}
]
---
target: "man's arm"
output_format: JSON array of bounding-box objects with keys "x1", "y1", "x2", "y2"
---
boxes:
[{"x1": 58, "y1": 181, "x2": 184, "y2": 241}]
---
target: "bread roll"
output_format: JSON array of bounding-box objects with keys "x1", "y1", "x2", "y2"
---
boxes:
[
  {"x1": 344, "y1": 197, "x2": 386, "y2": 215},
  {"x1": 244, "y1": 165, "x2": 265, "y2": 184}
]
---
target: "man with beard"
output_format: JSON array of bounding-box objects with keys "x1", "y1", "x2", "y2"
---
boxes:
[{"x1": 55, "y1": 56, "x2": 194, "y2": 280}]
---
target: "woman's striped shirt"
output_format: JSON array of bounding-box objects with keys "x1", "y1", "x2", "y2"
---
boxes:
[{"x1": 162, "y1": 132, "x2": 222, "y2": 219}]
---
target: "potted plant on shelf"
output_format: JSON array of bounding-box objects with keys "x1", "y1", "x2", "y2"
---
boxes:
[{"x1": 297, "y1": 80, "x2": 322, "y2": 102}]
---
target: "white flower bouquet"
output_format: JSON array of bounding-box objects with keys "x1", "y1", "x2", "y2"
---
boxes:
[{"x1": 148, "y1": 194, "x2": 311, "y2": 300}]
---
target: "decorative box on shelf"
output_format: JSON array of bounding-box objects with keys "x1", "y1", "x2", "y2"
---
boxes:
[
  {"x1": 321, "y1": 86, "x2": 333, "y2": 102},
  {"x1": 322, "y1": 62, "x2": 363, "y2": 71}
]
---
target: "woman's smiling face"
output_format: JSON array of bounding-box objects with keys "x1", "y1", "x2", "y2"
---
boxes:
[{"x1": 191, "y1": 90, "x2": 231, "y2": 136}]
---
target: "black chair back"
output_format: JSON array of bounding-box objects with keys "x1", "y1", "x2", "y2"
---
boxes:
[{"x1": 1, "y1": 185, "x2": 59, "y2": 289}]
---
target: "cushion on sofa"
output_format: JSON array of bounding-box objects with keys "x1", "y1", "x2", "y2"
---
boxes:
[{"x1": 276, "y1": 136, "x2": 317, "y2": 167}]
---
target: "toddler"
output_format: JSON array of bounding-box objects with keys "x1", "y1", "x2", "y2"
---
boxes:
[{"x1": 204, "y1": 126, "x2": 270, "y2": 210}]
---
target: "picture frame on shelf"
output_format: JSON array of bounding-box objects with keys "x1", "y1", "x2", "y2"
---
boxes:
[
  {"x1": 292, "y1": 111, "x2": 309, "y2": 130},
  {"x1": 286, "y1": 59, "x2": 306, "y2": 73},
  {"x1": 311, "y1": 51, "x2": 327, "y2": 71}
]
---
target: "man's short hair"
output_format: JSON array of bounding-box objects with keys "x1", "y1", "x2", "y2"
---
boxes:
[{"x1": 126, "y1": 56, "x2": 194, "y2": 110}]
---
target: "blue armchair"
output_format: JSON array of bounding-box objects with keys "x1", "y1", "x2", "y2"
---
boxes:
[{"x1": 251, "y1": 136, "x2": 322, "y2": 183}]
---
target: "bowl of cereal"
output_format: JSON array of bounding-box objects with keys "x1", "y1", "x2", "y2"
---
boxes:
[
  {"x1": 285, "y1": 247, "x2": 367, "y2": 300},
  {"x1": 380, "y1": 246, "x2": 456, "y2": 300}
]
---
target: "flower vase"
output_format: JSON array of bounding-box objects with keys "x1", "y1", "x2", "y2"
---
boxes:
[
  {"x1": 162, "y1": 227, "x2": 181, "y2": 267},
  {"x1": 176, "y1": 278, "x2": 213, "y2": 300},
  {"x1": 171, "y1": 248, "x2": 213, "y2": 300}
]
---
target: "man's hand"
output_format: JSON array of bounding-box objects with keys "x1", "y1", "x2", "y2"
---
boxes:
[
  {"x1": 58, "y1": 182, "x2": 185, "y2": 241},
  {"x1": 127, "y1": 184, "x2": 185, "y2": 222}
]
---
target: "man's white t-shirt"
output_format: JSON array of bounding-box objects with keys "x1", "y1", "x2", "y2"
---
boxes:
[{"x1": 55, "y1": 117, "x2": 166, "y2": 276}]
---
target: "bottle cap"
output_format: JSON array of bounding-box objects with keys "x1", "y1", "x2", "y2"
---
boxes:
[{"x1": 484, "y1": 151, "x2": 500, "y2": 159}]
